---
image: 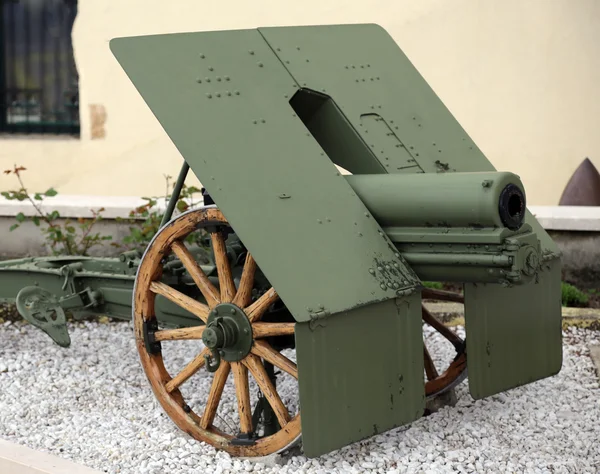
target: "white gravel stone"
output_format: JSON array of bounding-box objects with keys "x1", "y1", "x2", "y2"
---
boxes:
[{"x1": 0, "y1": 320, "x2": 599, "y2": 473}]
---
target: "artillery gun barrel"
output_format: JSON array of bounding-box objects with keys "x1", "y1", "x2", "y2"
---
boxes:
[
  {"x1": 345, "y1": 172, "x2": 539, "y2": 285},
  {"x1": 344, "y1": 171, "x2": 526, "y2": 230}
]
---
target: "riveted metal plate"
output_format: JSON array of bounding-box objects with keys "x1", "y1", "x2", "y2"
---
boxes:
[
  {"x1": 360, "y1": 114, "x2": 423, "y2": 173},
  {"x1": 464, "y1": 257, "x2": 563, "y2": 399},
  {"x1": 295, "y1": 294, "x2": 425, "y2": 458},
  {"x1": 258, "y1": 24, "x2": 484, "y2": 175},
  {"x1": 110, "y1": 30, "x2": 418, "y2": 323},
  {"x1": 256, "y1": 25, "x2": 560, "y2": 252},
  {"x1": 258, "y1": 26, "x2": 563, "y2": 398}
]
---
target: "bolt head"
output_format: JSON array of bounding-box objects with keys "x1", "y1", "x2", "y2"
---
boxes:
[{"x1": 203, "y1": 328, "x2": 218, "y2": 348}]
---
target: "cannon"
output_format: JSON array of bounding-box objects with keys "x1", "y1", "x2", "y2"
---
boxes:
[{"x1": 0, "y1": 24, "x2": 562, "y2": 458}]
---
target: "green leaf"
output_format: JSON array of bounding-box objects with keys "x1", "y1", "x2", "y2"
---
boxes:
[
  {"x1": 66, "y1": 226, "x2": 76, "y2": 234},
  {"x1": 15, "y1": 212, "x2": 26, "y2": 223},
  {"x1": 45, "y1": 188, "x2": 58, "y2": 197},
  {"x1": 9, "y1": 224, "x2": 19, "y2": 231},
  {"x1": 34, "y1": 193, "x2": 43, "y2": 201},
  {"x1": 32, "y1": 216, "x2": 40, "y2": 226}
]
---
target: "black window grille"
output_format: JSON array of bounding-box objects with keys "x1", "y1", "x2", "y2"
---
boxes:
[{"x1": 0, "y1": 0, "x2": 79, "y2": 136}]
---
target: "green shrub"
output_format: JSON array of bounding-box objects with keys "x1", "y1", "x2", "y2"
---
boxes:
[
  {"x1": 561, "y1": 282, "x2": 589, "y2": 307},
  {"x1": 422, "y1": 281, "x2": 443, "y2": 290},
  {"x1": 114, "y1": 175, "x2": 203, "y2": 252},
  {"x1": 3, "y1": 167, "x2": 205, "y2": 256},
  {"x1": 2, "y1": 165, "x2": 111, "y2": 256}
]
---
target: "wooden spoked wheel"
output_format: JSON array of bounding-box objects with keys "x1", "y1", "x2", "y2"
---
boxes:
[
  {"x1": 422, "y1": 288, "x2": 467, "y2": 399},
  {"x1": 133, "y1": 208, "x2": 301, "y2": 457}
]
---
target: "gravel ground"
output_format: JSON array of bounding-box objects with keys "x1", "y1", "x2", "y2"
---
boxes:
[{"x1": 1, "y1": 320, "x2": 599, "y2": 474}]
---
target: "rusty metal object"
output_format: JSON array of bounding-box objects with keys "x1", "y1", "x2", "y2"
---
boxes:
[{"x1": 559, "y1": 157, "x2": 600, "y2": 206}]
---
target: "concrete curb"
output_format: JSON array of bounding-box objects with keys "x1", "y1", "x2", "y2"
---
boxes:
[
  {"x1": 425, "y1": 302, "x2": 600, "y2": 329},
  {"x1": 0, "y1": 439, "x2": 102, "y2": 474}
]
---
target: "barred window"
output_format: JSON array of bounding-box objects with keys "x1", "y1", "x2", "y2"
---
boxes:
[{"x1": 0, "y1": 0, "x2": 79, "y2": 135}]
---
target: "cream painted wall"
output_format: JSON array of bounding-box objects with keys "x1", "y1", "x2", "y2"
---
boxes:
[{"x1": 0, "y1": 0, "x2": 598, "y2": 205}]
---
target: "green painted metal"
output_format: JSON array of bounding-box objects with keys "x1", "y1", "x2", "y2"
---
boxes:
[
  {"x1": 109, "y1": 31, "x2": 419, "y2": 324},
  {"x1": 295, "y1": 293, "x2": 424, "y2": 458},
  {"x1": 464, "y1": 258, "x2": 563, "y2": 399},
  {"x1": 0, "y1": 255, "x2": 205, "y2": 345},
  {"x1": 344, "y1": 172, "x2": 526, "y2": 229},
  {"x1": 201, "y1": 302, "x2": 254, "y2": 371},
  {"x1": 160, "y1": 161, "x2": 190, "y2": 228},
  {"x1": 258, "y1": 24, "x2": 486, "y2": 175},
  {"x1": 393, "y1": 224, "x2": 542, "y2": 285},
  {"x1": 16, "y1": 286, "x2": 71, "y2": 347},
  {"x1": 0, "y1": 23, "x2": 565, "y2": 458},
  {"x1": 254, "y1": 23, "x2": 563, "y2": 400}
]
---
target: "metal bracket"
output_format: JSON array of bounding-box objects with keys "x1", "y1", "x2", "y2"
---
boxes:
[
  {"x1": 59, "y1": 287, "x2": 103, "y2": 311},
  {"x1": 16, "y1": 286, "x2": 71, "y2": 348},
  {"x1": 308, "y1": 309, "x2": 330, "y2": 331},
  {"x1": 59, "y1": 262, "x2": 83, "y2": 292},
  {"x1": 142, "y1": 318, "x2": 161, "y2": 355},
  {"x1": 499, "y1": 233, "x2": 543, "y2": 285},
  {"x1": 231, "y1": 433, "x2": 257, "y2": 446}
]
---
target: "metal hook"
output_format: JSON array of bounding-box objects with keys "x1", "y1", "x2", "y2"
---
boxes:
[{"x1": 204, "y1": 349, "x2": 221, "y2": 372}]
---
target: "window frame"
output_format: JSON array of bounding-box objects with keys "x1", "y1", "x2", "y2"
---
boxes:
[{"x1": 0, "y1": 0, "x2": 80, "y2": 136}]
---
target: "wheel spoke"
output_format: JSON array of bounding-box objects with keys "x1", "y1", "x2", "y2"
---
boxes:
[
  {"x1": 243, "y1": 354, "x2": 290, "y2": 428},
  {"x1": 149, "y1": 281, "x2": 209, "y2": 322},
  {"x1": 134, "y1": 207, "x2": 304, "y2": 456},
  {"x1": 232, "y1": 253, "x2": 257, "y2": 308},
  {"x1": 246, "y1": 288, "x2": 279, "y2": 322},
  {"x1": 165, "y1": 347, "x2": 210, "y2": 393},
  {"x1": 171, "y1": 240, "x2": 220, "y2": 308},
  {"x1": 252, "y1": 322, "x2": 295, "y2": 338},
  {"x1": 200, "y1": 361, "x2": 231, "y2": 430},
  {"x1": 231, "y1": 361, "x2": 253, "y2": 434},
  {"x1": 210, "y1": 232, "x2": 237, "y2": 303},
  {"x1": 422, "y1": 305, "x2": 463, "y2": 348},
  {"x1": 423, "y1": 343, "x2": 439, "y2": 381},
  {"x1": 154, "y1": 326, "x2": 205, "y2": 342},
  {"x1": 252, "y1": 340, "x2": 298, "y2": 379},
  {"x1": 422, "y1": 288, "x2": 464, "y2": 303}
]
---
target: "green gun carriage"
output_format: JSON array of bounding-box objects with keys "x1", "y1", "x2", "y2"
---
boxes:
[{"x1": 0, "y1": 24, "x2": 562, "y2": 458}]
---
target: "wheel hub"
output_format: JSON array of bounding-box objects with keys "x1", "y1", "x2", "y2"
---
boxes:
[{"x1": 202, "y1": 303, "x2": 253, "y2": 368}]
